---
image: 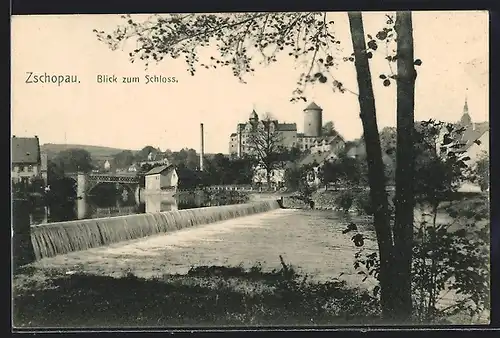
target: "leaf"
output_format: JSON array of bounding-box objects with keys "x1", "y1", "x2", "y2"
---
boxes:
[
  {"x1": 366, "y1": 52, "x2": 373, "y2": 59},
  {"x1": 383, "y1": 79, "x2": 391, "y2": 87},
  {"x1": 352, "y1": 233, "x2": 365, "y2": 247},
  {"x1": 414, "y1": 59, "x2": 423, "y2": 66},
  {"x1": 319, "y1": 76, "x2": 327, "y2": 84},
  {"x1": 376, "y1": 30, "x2": 388, "y2": 40},
  {"x1": 379, "y1": 74, "x2": 387, "y2": 79},
  {"x1": 367, "y1": 40, "x2": 378, "y2": 51}
]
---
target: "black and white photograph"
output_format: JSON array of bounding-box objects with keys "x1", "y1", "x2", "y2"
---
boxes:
[{"x1": 11, "y1": 11, "x2": 490, "y2": 328}]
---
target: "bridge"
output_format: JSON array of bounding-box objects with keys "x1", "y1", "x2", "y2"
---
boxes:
[{"x1": 65, "y1": 172, "x2": 140, "y2": 198}]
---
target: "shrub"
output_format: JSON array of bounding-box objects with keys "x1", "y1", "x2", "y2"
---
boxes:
[
  {"x1": 352, "y1": 190, "x2": 373, "y2": 215},
  {"x1": 344, "y1": 197, "x2": 490, "y2": 323},
  {"x1": 13, "y1": 257, "x2": 381, "y2": 327},
  {"x1": 336, "y1": 190, "x2": 354, "y2": 213}
]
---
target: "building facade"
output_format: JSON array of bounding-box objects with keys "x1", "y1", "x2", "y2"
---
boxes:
[
  {"x1": 144, "y1": 165, "x2": 179, "y2": 191},
  {"x1": 11, "y1": 136, "x2": 47, "y2": 186},
  {"x1": 229, "y1": 102, "x2": 335, "y2": 156}
]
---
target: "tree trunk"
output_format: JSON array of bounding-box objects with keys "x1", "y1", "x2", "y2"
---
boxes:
[
  {"x1": 393, "y1": 11, "x2": 416, "y2": 322},
  {"x1": 348, "y1": 12, "x2": 394, "y2": 320}
]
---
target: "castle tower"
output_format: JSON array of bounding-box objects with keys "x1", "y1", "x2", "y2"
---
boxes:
[{"x1": 303, "y1": 102, "x2": 323, "y2": 137}]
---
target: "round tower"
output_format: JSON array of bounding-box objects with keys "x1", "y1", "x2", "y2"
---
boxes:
[{"x1": 303, "y1": 102, "x2": 323, "y2": 137}]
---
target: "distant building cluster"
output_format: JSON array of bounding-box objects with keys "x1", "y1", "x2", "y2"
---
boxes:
[{"x1": 229, "y1": 102, "x2": 345, "y2": 156}]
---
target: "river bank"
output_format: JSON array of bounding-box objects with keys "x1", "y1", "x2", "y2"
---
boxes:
[
  {"x1": 13, "y1": 207, "x2": 488, "y2": 327},
  {"x1": 13, "y1": 262, "x2": 382, "y2": 328}
]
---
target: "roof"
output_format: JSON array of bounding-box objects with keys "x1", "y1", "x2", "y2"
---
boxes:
[
  {"x1": 11, "y1": 136, "x2": 40, "y2": 163},
  {"x1": 460, "y1": 122, "x2": 489, "y2": 151},
  {"x1": 304, "y1": 102, "x2": 322, "y2": 111},
  {"x1": 249, "y1": 110, "x2": 258, "y2": 120},
  {"x1": 277, "y1": 123, "x2": 297, "y2": 131},
  {"x1": 313, "y1": 135, "x2": 344, "y2": 145},
  {"x1": 144, "y1": 164, "x2": 174, "y2": 176},
  {"x1": 299, "y1": 150, "x2": 336, "y2": 167}
]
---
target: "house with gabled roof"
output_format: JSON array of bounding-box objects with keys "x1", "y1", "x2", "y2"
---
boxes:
[
  {"x1": 11, "y1": 135, "x2": 47, "y2": 186},
  {"x1": 144, "y1": 165, "x2": 178, "y2": 191}
]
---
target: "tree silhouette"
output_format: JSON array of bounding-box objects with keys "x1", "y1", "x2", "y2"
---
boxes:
[
  {"x1": 51, "y1": 148, "x2": 94, "y2": 173},
  {"x1": 113, "y1": 150, "x2": 136, "y2": 169},
  {"x1": 321, "y1": 121, "x2": 338, "y2": 136},
  {"x1": 245, "y1": 115, "x2": 287, "y2": 186}
]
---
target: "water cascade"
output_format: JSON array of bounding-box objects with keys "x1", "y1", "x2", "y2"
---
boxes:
[{"x1": 30, "y1": 200, "x2": 281, "y2": 260}]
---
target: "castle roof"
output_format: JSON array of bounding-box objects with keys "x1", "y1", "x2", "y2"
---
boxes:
[
  {"x1": 249, "y1": 110, "x2": 258, "y2": 120},
  {"x1": 11, "y1": 136, "x2": 40, "y2": 164},
  {"x1": 276, "y1": 123, "x2": 297, "y2": 131},
  {"x1": 304, "y1": 102, "x2": 322, "y2": 111}
]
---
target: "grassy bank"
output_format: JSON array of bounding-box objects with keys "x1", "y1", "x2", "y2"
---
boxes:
[{"x1": 13, "y1": 260, "x2": 382, "y2": 328}]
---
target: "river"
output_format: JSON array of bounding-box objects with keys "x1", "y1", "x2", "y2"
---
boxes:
[{"x1": 25, "y1": 188, "x2": 249, "y2": 226}]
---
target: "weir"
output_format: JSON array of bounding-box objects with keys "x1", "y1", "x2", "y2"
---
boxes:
[{"x1": 30, "y1": 200, "x2": 282, "y2": 260}]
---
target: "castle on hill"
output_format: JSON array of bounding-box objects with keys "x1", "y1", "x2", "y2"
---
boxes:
[{"x1": 228, "y1": 102, "x2": 345, "y2": 157}]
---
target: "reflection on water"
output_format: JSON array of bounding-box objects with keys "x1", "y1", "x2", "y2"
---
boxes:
[{"x1": 26, "y1": 189, "x2": 248, "y2": 226}]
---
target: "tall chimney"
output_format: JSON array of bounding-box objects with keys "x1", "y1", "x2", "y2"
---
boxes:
[{"x1": 200, "y1": 123, "x2": 205, "y2": 171}]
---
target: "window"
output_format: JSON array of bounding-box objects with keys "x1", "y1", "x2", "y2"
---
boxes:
[{"x1": 28, "y1": 165, "x2": 33, "y2": 172}]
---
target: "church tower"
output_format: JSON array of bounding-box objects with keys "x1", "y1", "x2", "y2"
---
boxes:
[{"x1": 460, "y1": 90, "x2": 473, "y2": 128}]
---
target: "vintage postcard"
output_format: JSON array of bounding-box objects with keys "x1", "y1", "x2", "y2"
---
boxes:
[{"x1": 11, "y1": 11, "x2": 490, "y2": 329}]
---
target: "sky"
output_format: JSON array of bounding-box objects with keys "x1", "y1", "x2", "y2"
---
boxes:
[{"x1": 11, "y1": 11, "x2": 488, "y2": 154}]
